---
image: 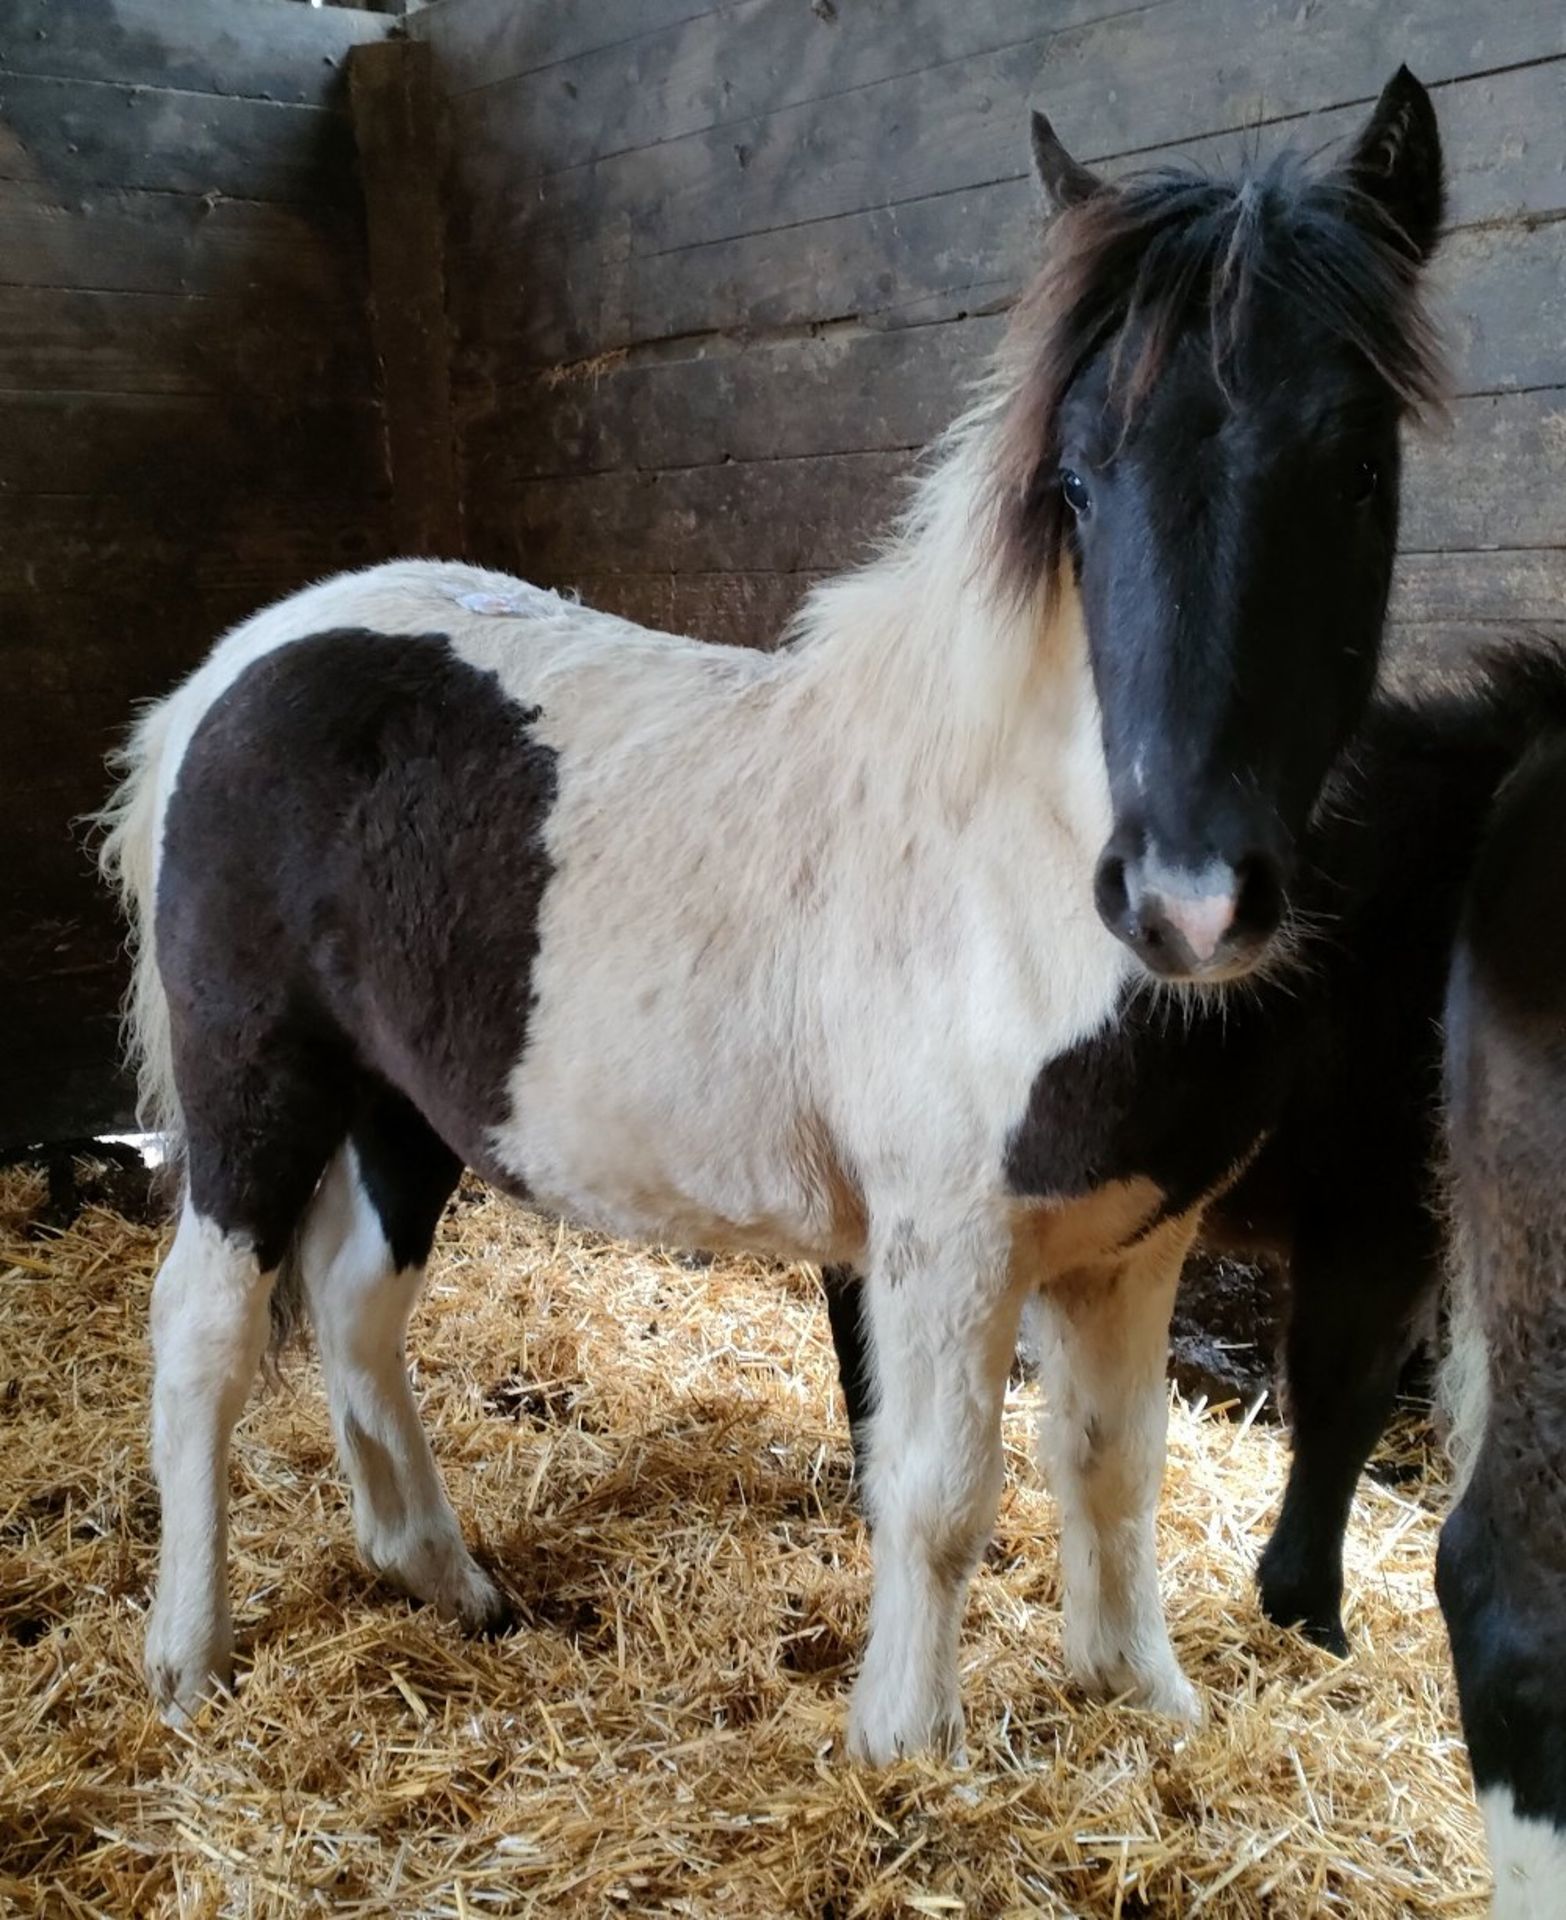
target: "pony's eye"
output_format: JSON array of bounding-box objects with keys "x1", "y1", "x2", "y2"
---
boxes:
[
  {"x1": 1061, "y1": 468, "x2": 1092, "y2": 516},
  {"x1": 1349, "y1": 459, "x2": 1380, "y2": 505}
]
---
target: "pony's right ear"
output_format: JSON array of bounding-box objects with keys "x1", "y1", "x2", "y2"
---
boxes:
[
  {"x1": 1029, "y1": 109, "x2": 1102, "y2": 214},
  {"x1": 1342, "y1": 65, "x2": 1444, "y2": 261}
]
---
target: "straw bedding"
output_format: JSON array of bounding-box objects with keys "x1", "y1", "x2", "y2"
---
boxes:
[{"x1": 1, "y1": 1159, "x2": 1487, "y2": 1917}]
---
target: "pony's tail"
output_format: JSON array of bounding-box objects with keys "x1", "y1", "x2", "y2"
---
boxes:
[{"x1": 94, "y1": 694, "x2": 184, "y2": 1163}]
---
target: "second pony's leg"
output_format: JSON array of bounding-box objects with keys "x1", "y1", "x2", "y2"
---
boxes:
[
  {"x1": 821, "y1": 1265, "x2": 874, "y2": 1464},
  {"x1": 1032, "y1": 1220, "x2": 1202, "y2": 1721},
  {"x1": 298, "y1": 1090, "x2": 509, "y2": 1630},
  {"x1": 1257, "y1": 1201, "x2": 1439, "y2": 1654},
  {"x1": 847, "y1": 1210, "x2": 1025, "y2": 1763}
]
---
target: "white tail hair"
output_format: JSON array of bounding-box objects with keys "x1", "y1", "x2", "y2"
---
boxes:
[{"x1": 94, "y1": 694, "x2": 184, "y2": 1155}]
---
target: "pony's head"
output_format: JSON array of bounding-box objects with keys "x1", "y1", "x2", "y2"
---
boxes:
[{"x1": 994, "y1": 67, "x2": 1446, "y2": 984}]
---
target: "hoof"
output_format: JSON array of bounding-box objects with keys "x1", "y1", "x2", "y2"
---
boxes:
[
  {"x1": 846, "y1": 1672, "x2": 965, "y2": 1765},
  {"x1": 1256, "y1": 1556, "x2": 1349, "y2": 1656},
  {"x1": 145, "y1": 1610, "x2": 233, "y2": 1727},
  {"x1": 1068, "y1": 1651, "x2": 1204, "y2": 1724}
]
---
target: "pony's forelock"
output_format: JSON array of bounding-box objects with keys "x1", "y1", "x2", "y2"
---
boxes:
[{"x1": 988, "y1": 151, "x2": 1451, "y2": 602}]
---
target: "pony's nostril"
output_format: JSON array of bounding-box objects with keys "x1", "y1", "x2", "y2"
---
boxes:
[
  {"x1": 1234, "y1": 854, "x2": 1285, "y2": 935},
  {"x1": 1094, "y1": 851, "x2": 1130, "y2": 928}
]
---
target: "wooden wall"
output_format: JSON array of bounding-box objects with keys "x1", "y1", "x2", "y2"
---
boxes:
[
  {"x1": 0, "y1": 0, "x2": 395, "y2": 1148},
  {"x1": 415, "y1": 0, "x2": 1566, "y2": 662}
]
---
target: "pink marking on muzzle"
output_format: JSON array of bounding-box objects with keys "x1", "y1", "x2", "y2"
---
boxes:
[{"x1": 1157, "y1": 890, "x2": 1237, "y2": 966}]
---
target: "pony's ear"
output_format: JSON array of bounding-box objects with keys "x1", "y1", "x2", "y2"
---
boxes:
[
  {"x1": 1029, "y1": 109, "x2": 1102, "y2": 214},
  {"x1": 1342, "y1": 65, "x2": 1444, "y2": 260}
]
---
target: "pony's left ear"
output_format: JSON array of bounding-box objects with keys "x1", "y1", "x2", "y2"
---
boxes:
[
  {"x1": 1029, "y1": 109, "x2": 1103, "y2": 214},
  {"x1": 1342, "y1": 65, "x2": 1445, "y2": 261}
]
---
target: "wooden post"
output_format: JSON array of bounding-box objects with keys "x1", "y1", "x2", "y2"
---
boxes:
[{"x1": 349, "y1": 38, "x2": 463, "y2": 558}]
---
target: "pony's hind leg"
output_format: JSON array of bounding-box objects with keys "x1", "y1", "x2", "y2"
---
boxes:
[
  {"x1": 145, "y1": 1055, "x2": 349, "y2": 1724},
  {"x1": 299, "y1": 1091, "x2": 509, "y2": 1632},
  {"x1": 1032, "y1": 1223, "x2": 1201, "y2": 1722},
  {"x1": 145, "y1": 1200, "x2": 277, "y2": 1722}
]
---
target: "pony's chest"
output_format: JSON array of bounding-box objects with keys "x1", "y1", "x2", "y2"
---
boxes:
[{"x1": 1003, "y1": 990, "x2": 1299, "y2": 1235}]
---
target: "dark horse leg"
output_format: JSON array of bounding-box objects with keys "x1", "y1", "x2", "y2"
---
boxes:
[
  {"x1": 1436, "y1": 738, "x2": 1566, "y2": 1893},
  {"x1": 1256, "y1": 1206, "x2": 1439, "y2": 1653},
  {"x1": 821, "y1": 1265, "x2": 874, "y2": 1468}
]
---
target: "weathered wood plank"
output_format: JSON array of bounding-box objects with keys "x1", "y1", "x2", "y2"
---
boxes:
[
  {"x1": 448, "y1": 0, "x2": 1186, "y2": 176},
  {"x1": 475, "y1": 448, "x2": 912, "y2": 583},
  {"x1": 0, "y1": 492, "x2": 391, "y2": 596},
  {"x1": 478, "y1": 388, "x2": 1566, "y2": 584},
  {"x1": 350, "y1": 40, "x2": 463, "y2": 557},
  {"x1": 414, "y1": 0, "x2": 728, "y2": 97},
  {"x1": 1403, "y1": 389, "x2": 1566, "y2": 554},
  {"x1": 0, "y1": 0, "x2": 390, "y2": 104},
  {"x1": 449, "y1": 58, "x2": 1566, "y2": 373},
  {"x1": 467, "y1": 316, "x2": 1000, "y2": 484},
  {"x1": 1389, "y1": 548, "x2": 1566, "y2": 626},
  {"x1": 0, "y1": 72, "x2": 362, "y2": 203},
  {"x1": 0, "y1": 283, "x2": 372, "y2": 396},
  {"x1": 0, "y1": 177, "x2": 363, "y2": 299},
  {"x1": 468, "y1": 207, "x2": 1566, "y2": 491},
  {"x1": 0, "y1": 391, "x2": 386, "y2": 497},
  {"x1": 564, "y1": 568, "x2": 823, "y2": 648},
  {"x1": 450, "y1": 2, "x2": 1566, "y2": 274},
  {"x1": 1385, "y1": 620, "x2": 1566, "y2": 673}
]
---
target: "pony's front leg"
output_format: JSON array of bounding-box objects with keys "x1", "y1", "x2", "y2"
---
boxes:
[
  {"x1": 1033, "y1": 1221, "x2": 1201, "y2": 1722},
  {"x1": 847, "y1": 1211, "x2": 1025, "y2": 1764}
]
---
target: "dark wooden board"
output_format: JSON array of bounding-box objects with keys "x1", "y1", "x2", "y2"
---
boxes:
[
  {"x1": 467, "y1": 207, "x2": 1566, "y2": 492},
  {"x1": 466, "y1": 317, "x2": 1000, "y2": 484},
  {"x1": 475, "y1": 446, "x2": 913, "y2": 582},
  {"x1": 1390, "y1": 548, "x2": 1566, "y2": 626},
  {"x1": 0, "y1": 177, "x2": 362, "y2": 300},
  {"x1": 0, "y1": 0, "x2": 390, "y2": 104},
  {"x1": 0, "y1": 391, "x2": 386, "y2": 497},
  {"x1": 476, "y1": 388, "x2": 1566, "y2": 584},
  {"x1": 447, "y1": 57, "x2": 1566, "y2": 371},
  {"x1": 507, "y1": 560, "x2": 1566, "y2": 655},
  {"x1": 442, "y1": 0, "x2": 1185, "y2": 176},
  {"x1": 416, "y1": 0, "x2": 730, "y2": 97},
  {"x1": 350, "y1": 40, "x2": 463, "y2": 557},
  {"x1": 0, "y1": 491, "x2": 391, "y2": 597},
  {"x1": 0, "y1": 72, "x2": 362, "y2": 203},
  {"x1": 0, "y1": 283, "x2": 372, "y2": 397}
]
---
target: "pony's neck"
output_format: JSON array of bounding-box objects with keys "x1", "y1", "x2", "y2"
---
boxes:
[{"x1": 788, "y1": 408, "x2": 1108, "y2": 839}]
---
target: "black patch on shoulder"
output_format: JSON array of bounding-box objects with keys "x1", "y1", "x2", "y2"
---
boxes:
[
  {"x1": 159, "y1": 628, "x2": 558, "y2": 1229},
  {"x1": 1003, "y1": 990, "x2": 1298, "y2": 1218}
]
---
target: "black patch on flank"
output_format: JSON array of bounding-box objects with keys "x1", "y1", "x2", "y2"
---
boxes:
[{"x1": 157, "y1": 628, "x2": 557, "y2": 1265}]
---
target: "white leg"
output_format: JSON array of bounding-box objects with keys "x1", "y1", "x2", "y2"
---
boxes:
[
  {"x1": 145, "y1": 1201, "x2": 273, "y2": 1724},
  {"x1": 299, "y1": 1148, "x2": 505, "y2": 1629},
  {"x1": 1033, "y1": 1227, "x2": 1200, "y2": 1721},
  {"x1": 1482, "y1": 1788, "x2": 1566, "y2": 1920},
  {"x1": 847, "y1": 1211, "x2": 1024, "y2": 1764}
]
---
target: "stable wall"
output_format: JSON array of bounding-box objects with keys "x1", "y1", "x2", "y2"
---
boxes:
[
  {"x1": 0, "y1": 0, "x2": 397, "y2": 1146},
  {"x1": 414, "y1": 0, "x2": 1566, "y2": 656}
]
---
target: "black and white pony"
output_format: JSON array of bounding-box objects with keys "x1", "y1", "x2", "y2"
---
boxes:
[{"x1": 106, "y1": 71, "x2": 1466, "y2": 1767}]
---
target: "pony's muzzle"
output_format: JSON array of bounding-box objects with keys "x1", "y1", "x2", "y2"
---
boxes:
[{"x1": 1095, "y1": 848, "x2": 1284, "y2": 982}]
